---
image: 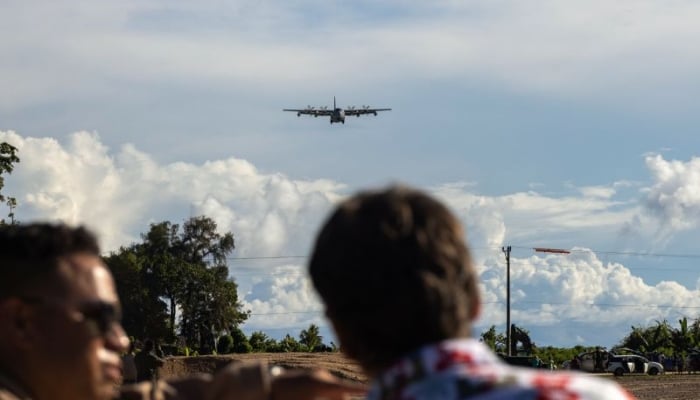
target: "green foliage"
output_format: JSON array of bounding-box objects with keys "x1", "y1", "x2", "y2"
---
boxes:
[
  {"x1": 0, "y1": 142, "x2": 19, "y2": 225},
  {"x1": 299, "y1": 324, "x2": 323, "y2": 352},
  {"x1": 249, "y1": 331, "x2": 275, "y2": 352},
  {"x1": 105, "y1": 248, "x2": 170, "y2": 341},
  {"x1": 534, "y1": 346, "x2": 590, "y2": 367},
  {"x1": 106, "y1": 216, "x2": 249, "y2": 352},
  {"x1": 230, "y1": 326, "x2": 252, "y2": 353},
  {"x1": 217, "y1": 335, "x2": 234, "y2": 354},
  {"x1": 277, "y1": 334, "x2": 303, "y2": 352},
  {"x1": 478, "y1": 324, "x2": 534, "y2": 355},
  {"x1": 617, "y1": 318, "x2": 700, "y2": 357},
  {"x1": 178, "y1": 346, "x2": 195, "y2": 357},
  {"x1": 480, "y1": 325, "x2": 506, "y2": 353}
]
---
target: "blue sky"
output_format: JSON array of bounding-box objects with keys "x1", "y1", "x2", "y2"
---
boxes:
[{"x1": 3, "y1": 0, "x2": 700, "y2": 349}]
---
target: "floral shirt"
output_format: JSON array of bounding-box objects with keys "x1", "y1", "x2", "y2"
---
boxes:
[{"x1": 367, "y1": 339, "x2": 635, "y2": 400}]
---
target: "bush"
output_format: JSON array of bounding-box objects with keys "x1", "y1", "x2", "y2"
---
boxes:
[
  {"x1": 217, "y1": 335, "x2": 234, "y2": 354},
  {"x1": 230, "y1": 327, "x2": 252, "y2": 353}
]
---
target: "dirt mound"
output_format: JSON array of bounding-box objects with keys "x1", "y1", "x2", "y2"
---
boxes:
[{"x1": 160, "y1": 352, "x2": 367, "y2": 382}]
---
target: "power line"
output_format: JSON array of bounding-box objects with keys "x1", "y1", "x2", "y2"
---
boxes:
[
  {"x1": 249, "y1": 310, "x2": 322, "y2": 316},
  {"x1": 510, "y1": 245, "x2": 700, "y2": 260},
  {"x1": 227, "y1": 255, "x2": 307, "y2": 260},
  {"x1": 245, "y1": 301, "x2": 700, "y2": 317},
  {"x1": 223, "y1": 246, "x2": 700, "y2": 261},
  {"x1": 483, "y1": 300, "x2": 700, "y2": 310}
]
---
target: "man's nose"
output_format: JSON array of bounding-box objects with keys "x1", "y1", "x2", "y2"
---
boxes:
[{"x1": 106, "y1": 322, "x2": 130, "y2": 353}]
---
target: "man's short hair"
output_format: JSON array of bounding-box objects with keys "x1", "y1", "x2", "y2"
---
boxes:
[
  {"x1": 309, "y1": 185, "x2": 480, "y2": 372},
  {"x1": 0, "y1": 223, "x2": 100, "y2": 298}
]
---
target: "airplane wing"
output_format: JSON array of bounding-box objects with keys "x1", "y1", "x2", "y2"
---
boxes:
[
  {"x1": 344, "y1": 107, "x2": 392, "y2": 116},
  {"x1": 283, "y1": 108, "x2": 333, "y2": 116}
]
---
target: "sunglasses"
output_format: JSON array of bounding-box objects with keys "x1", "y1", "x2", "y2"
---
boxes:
[{"x1": 19, "y1": 296, "x2": 123, "y2": 337}]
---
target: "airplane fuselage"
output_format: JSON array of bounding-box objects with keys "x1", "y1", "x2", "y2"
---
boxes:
[{"x1": 330, "y1": 108, "x2": 345, "y2": 124}]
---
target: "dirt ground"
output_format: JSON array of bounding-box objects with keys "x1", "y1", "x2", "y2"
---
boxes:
[{"x1": 160, "y1": 353, "x2": 700, "y2": 399}]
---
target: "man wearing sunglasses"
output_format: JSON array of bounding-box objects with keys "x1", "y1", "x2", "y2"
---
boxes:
[{"x1": 0, "y1": 223, "x2": 365, "y2": 400}]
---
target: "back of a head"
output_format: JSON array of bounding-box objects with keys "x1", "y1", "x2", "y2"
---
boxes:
[
  {"x1": 308, "y1": 185, "x2": 480, "y2": 374},
  {"x1": 0, "y1": 223, "x2": 100, "y2": 298}
]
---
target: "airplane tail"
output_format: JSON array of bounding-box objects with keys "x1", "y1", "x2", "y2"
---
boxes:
[{"x1": 334, "y1": 96, "x2": 336, "y2": 109}]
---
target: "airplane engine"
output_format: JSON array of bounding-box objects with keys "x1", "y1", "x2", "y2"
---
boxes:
[
  {"x1": 373, "y1": 111, "x2": 377, "y2": 116},
  {"x1": 297, "y1": 112, "x2": 301, "y2": 117}
]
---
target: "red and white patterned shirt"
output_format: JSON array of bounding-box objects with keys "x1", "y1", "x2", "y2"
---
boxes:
[{"x1": 367, "y1": 338, "x2": 635, "y2": 400}]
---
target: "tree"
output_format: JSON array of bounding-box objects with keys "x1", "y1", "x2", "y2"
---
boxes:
[
  {"x1": 108, "y1": 216, "x2": 248, "y2": 351},
  {"x1": 229, "y1": 326, "x2": 252, "y2": 353},
  {"x1": 0, "y1": 142, "x2": 19, "y2": 225},
  {"x1": 249, "y1": 331, "x2": 275, "y2": 352},
  {"x1": 617, "y1": 325, "x2": 650, "y2": 352},
  {"x1": 105, "y1": 246, "x2": 170, "y2": 342},
  {"x1": 216, "y1": 335, "x2": 234, "y2": 354},
  {"x1": 480, "y1": 325, "x2": 505, "y2": 353},
  {"x1": 172, "y1": 217, "x2": 246, "y2": 351},
  {"x1": 277, "y1": 334, "x2": 302, "y2": 352},
  {"x1": 299, "y1": 324, "x2": 323, "y2": 352},
  {"x1": 671, "y1": 318, "x2": 696, "y2": 356}
]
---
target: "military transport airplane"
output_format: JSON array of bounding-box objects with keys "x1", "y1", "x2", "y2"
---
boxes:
[{"x1": 283, "y1": 97, "x2": 391, "y2": 124}]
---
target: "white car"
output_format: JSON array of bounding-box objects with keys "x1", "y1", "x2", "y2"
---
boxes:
[{"x1": 607, "y1": 354, "x2": 664, "y2": 376}]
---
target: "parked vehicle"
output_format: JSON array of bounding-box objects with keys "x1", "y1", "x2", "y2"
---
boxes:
[
  {"x1": 576, "y1": 348, "x2": 608, "y2": 373},
  {"x1": 607, "y1": 354, "x2": 664, "y2": 376}
]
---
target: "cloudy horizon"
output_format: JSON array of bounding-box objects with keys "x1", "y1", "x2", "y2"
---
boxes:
[
  {"x1": 4, "y1": 0, "x2": 700, "y2": 349},
  {"x1": 3, "y1": 129, "x2": 700, "y2": 348}
]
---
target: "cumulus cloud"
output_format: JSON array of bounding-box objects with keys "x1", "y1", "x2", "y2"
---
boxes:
[
  {"x1": 432, "y1": 181, "x2": 634, "y2": 251},
  {"x1": 3, "y1": 130, "x2": 699, "y2": 345},
  {"x1": 0, "y1": 130, "x2": 343, "y2": 255},
  {"x1": 474, "y1": 248, "x2": 700, "y2": 345},
  {"x1": 643, "y1": 154, "x2": 700, "y2": 234},
  {"x1": 242, "y1": 264, "x2": 324, "y2": 331}
]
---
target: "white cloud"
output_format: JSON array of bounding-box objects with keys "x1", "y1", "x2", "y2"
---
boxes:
[
  {"x1": 579, "y1": 186, "x2": 616, "y2": 199},
  {"x1": 643, "y1": 154, "x2": 700, "y2": 234},
  {"x1": 3, "y1": 1, "x2": 700, "y2": 111},
  {"x1": 474, "y1": 248, "x2": 700, "y2": 345},
  {"x1": 3, "y1": 130, "x2": 700, "y2": 346},
  {"x1": 242, "y1": 264, "x2": 325, "y2": 331},
  {"x1": 0, "y1": 130, "x2": 341, "y2": 255}
]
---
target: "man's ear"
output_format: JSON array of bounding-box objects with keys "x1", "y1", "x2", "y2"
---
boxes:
[{"x1": 0, "y1": 298, "x2": 38, "y2": 350}]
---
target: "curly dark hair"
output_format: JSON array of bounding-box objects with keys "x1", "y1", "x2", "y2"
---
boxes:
[
  {"x1": 0, "y1": 223, "x2": 100, "y2": 298},
  {"x1": 308, "y1": 185, "x2": 480, "y2": 375}
]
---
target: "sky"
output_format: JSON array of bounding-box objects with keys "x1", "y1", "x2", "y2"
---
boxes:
[{"x1": 3, "y1": 0, "x2": 700, "y2": 350}]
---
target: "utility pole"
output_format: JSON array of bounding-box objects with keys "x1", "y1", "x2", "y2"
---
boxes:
[{"x1": 502, "y1": 245, "x2": 511, "y2": 356}]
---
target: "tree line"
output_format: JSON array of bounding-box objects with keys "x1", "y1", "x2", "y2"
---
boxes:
[{"x1": 479, "y1": 319, "x2": 700, "y2": 366}]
